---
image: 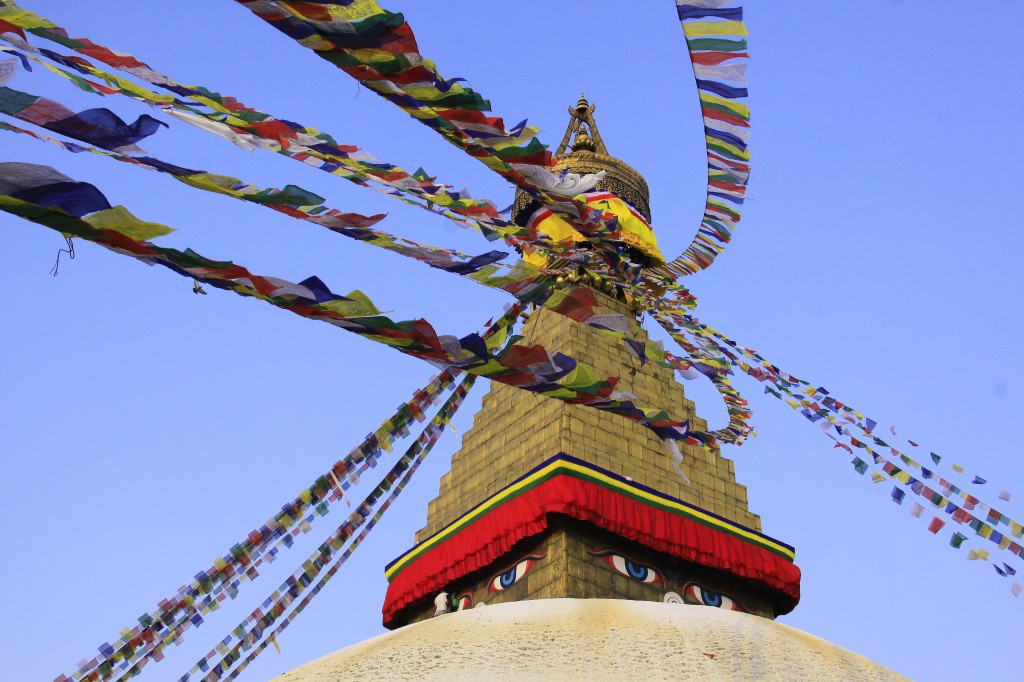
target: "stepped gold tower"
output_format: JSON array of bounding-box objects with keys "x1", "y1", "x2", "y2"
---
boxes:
[{"x1": 380, "y1": 96, "x2": 799, "y2": 627}]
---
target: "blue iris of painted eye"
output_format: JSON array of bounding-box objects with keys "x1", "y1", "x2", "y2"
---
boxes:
[
  {"x1": 703, "y1": 590, "x2": 723, "y2": 607},
  {"x1": 625, "y1": 558, "x2": 649, "y2": 581},
  {"x1": 588, "y1": 548, "x2": 663, "y2": 587},
  {"x1": 682, "y1": 582, "x2": 746, "y2": 612},
  {"x1": 499, "y1": 567, "x2": 517, "y2": 588},
  {"x1": 488, "y1": 553, "x2": 545, "y2": 593}
]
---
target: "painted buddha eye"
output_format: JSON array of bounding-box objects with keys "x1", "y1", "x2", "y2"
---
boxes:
[
  {"x1": 455, "y1": 592, "x2": 473, "y2": 610},
  {"x1": 589, "y1": 549, "x2": 663, "y2": 587},
  {"x1": 682, "y1": 582, "x2": 746, "y2": 612},
  {"x1": 488, "y1": 553, "x2": 545, "y2": 593}
]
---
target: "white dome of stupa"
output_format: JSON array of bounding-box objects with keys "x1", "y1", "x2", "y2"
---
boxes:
[{"x1": 272, "y1": 598, "x2": 907, "y2": 681}]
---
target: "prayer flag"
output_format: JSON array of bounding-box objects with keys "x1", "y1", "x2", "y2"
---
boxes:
[
  {"x1": 891, "y1": 487, "x2": 905, "y2": 505},
  {"x1": 910, "y1": 503, "x2": 925, "y2": 518},
  {"x1": 928, "y1": 517, "x2": 946, "y2": 534},
  {"x1": 968, "y1": 548, "x2": 990, "y2": 562},
  {"x1": 950, "y1": 532, "x2": 967, "y2": 549}
]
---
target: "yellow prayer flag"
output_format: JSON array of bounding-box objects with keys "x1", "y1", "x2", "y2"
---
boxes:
[
  {"x1": 967, "y1": 548, "x2": 990, "y2": 561},
  {"x1": 682, "y1": 20, "x2": 748, "y2": 38},
  {"x1": 84, "y1": 205, "x2": 175, "y2": 241},
  {"x1": 699, "y1": 92, "x2": 750, "y2": 119},
  {"x1": 175, "y1": 173, "x2": 246, "y2": 198}
]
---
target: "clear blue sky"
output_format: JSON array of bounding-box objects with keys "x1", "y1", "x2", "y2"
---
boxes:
[{"x1": 2, "y1": 2, "x2": 1021, "y2": 681}]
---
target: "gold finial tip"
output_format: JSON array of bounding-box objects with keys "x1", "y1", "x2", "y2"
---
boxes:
[
  {"x1": 572, "y1": 123, "x2": 596, "y2": 152},
  {"x1": 576, "y1": 93, "x2": 590, "y2": 114}
]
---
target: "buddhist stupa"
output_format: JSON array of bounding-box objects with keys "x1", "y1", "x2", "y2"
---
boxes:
[{"x1": 273, "y1": 98, "x2": 907, "y2": 682}]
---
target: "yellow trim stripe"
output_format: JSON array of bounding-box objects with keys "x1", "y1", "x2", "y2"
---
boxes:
[{"x1": 385, "y1": 456, "x2": 795, "y2": 580}]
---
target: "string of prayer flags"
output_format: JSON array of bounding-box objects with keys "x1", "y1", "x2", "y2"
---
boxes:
[
  {"x1": 0, "y1": 137, "x2": 571, "y2": 307},
  {"x1": 5, "y1": 0, "x2": 714, "y2": 280},
  {"x1": 0, "y1": 109, "x2": 558, "y2": 300},
  {"x1": 77, "y1": 367, "x2": 480, "y2": 682},
  {"x1": 215, "y1": 448, "x2": 426, "y2": 682},
  {"x1": 836, "y1": 435, "x2": 1023, "y2": 577},
  {"x1": 640, "y1": 293, "x2": 1024, "y2": 586},
  {"x1": 660, "y1": 1, "x2": 750, "y2": 279},
  {"x1": 0, "y1": 1, "x2": 518, "y2": 237},
  {"x1": 178, "y1": 376, "x2": 476, "y2": 682},
  {"x1": 655, "y1": 304, "x2": 1023, "y2": 545},
  {"x1": 230, "y1": 0, "x2": 632, "y2": 252},
  {"x1": 60, "y1": 368, "x2": 467, "y2": 682},
  {"x1": 646, "y1": 294, "x2": 754, "y2": 446},
  {"x1": 232, "y1": 1, "x2": 547, "y2": 170},
  {"x1": 4, "y1": 17, "x2": 629, "y2": 272},
  {"x1": 0, "y1": 174, "x2": 691, "y2": 450}
]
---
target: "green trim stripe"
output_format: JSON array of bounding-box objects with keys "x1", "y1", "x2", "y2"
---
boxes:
[{"x1": 386, "y1": 456, "x2": 795, "y2": 581}]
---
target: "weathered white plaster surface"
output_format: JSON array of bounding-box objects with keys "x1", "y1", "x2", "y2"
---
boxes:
[{"x1": 272, "y1": 599, "x2": 909, "y2": 681}]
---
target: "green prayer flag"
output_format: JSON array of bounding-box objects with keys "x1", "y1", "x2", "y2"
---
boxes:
[
  {"x1": 0, "y1": 85, "x2": 39, "y2": 115},
  {"x1": 687, "y1": 37, "x2": 748, "y2": 52}
]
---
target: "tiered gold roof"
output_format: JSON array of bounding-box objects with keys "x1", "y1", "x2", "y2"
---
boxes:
[{"x1": 511, "y1": 96, "x2": 664, "y2": 273}]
